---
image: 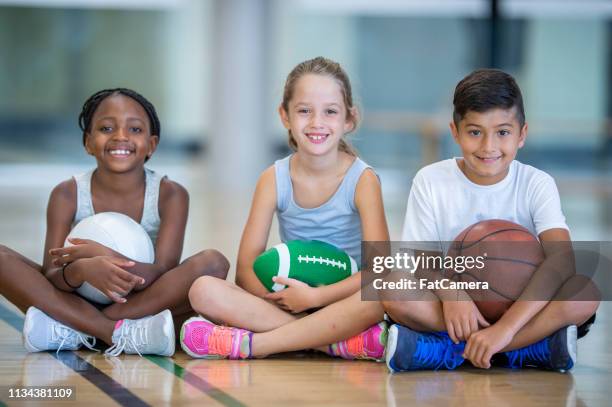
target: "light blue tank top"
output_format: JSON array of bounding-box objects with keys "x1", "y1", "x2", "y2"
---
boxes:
[
  {"x1": 72, "y1": 167, "x2": 163, "y2": 246},
  {"x1": 275, "y1": 155, "x2": 372, "y2": 267}
]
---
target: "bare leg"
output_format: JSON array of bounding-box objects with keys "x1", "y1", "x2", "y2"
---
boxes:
[
  {"x1": 251, "y1": 291, "x2": 385, "y2": 357},
  {"x1": 382, "y1": 293, "x2": 446, "y2": 333},
  {"x1": 0, "y1": 245, "x2": 116, "y2": 343},
  {"x1": 172, "y1": 311, "x2": 197, "y2": 342},
  {"x1": 103, "y1": 250, "x2": 229, "y2": 321},
  {"x1": 188, "y1": 276, "x2": 298, "y2": 332},
  {"x1": 375, "y1": 273, "x2": 446, "y2": 332},
  {"x1": 188, "y1": 277, "x2": 389, "y2": 357},
  {"x1": 502, "y1": 276, "x2": 600, "y2": 351}
]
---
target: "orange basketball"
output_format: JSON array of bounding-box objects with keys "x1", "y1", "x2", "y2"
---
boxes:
[{"x1": 448, "y1": 219, "x2": 544, "y2": 322}]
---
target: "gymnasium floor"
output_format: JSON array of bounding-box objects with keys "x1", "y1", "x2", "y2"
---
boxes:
[{"x1": 0, "y1": 161, "x2": 610, "y2": 406}]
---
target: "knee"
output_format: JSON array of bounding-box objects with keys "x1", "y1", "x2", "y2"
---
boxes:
[
  {"x1": 573, "y1": 299, "x2": 599, "y2": 326},
  {"x1": 0, "y1": 244, "x2": 12, "y2": 260},
  {"x1": 558, "y1": 299, "x2": 599, "y2": 326},
  {"x1": 557, "y1": 275, "x2": 600, "y2": 325},
  {"x1": 578, "y1": 277, "x2": 601, "y2": 320},
  {"x1": 188, "y1": 275, "x2": 226, "y2": 313},
  {"x1": 382, "y1": 299, "x2": 444, "y2": 331},
  {"x1": 0, "y1": 245, "x2": 14, "y2": 274},
  {"x1": 381, "y1": 300, "x2": 408, "y2": 326},
  {"x1": 578, "y1": 300, "x2": 600, "y2": 325},
  {"x1": 184, "y1": 249, "x2": 230, "y2": 280}
]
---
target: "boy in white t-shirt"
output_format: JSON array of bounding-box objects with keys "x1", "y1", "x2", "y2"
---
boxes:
[{"x1": 385, "y1": 69, "x2": 600, "y2": 373}]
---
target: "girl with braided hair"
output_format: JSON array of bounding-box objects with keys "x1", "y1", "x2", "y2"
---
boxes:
[{"x1": 0, "y1": 88, "x2": 229, "y2": 356}]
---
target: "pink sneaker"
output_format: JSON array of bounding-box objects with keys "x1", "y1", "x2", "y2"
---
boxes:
[
  {"x1": 328, "y1": 321, "x2": 388, "y2": 361},
  {"x1": 180, "y1": 317, "x2": 253, "y2": 359}
]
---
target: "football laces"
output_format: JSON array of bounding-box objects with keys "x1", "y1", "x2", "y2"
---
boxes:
[{"x1": 297, "y1": 255, "x2": 347, "y2": 271}]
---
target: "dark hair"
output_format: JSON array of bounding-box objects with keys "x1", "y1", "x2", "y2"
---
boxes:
[
  {"x1": 78, "y1": 88, "x2": 161, "y2": 147},
  {"x1": 453, "y1": 69, "x2": 525, "y2": 127}
]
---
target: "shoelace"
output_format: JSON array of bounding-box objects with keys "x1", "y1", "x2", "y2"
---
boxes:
[
  {"x1": 331, "y1": 325, "x2": 385, "y2": 360},
  {"x1": 74, "y1": 332, "x2": 98, "y2": 352},
  {"x1": 105, "y1": 322, "x2": 148, "y2": 357},
  {"x1": 51, "y1": 323, "x2": 97, "y2": 354},
  {"x1": 345, "y1": 332, "x2": 366, "y2": 358},
  {"x1": 208, "y1": 326, "x2": 234, "y2": 357},
  {"x1": 414, "y1": 333, "x2": 465, "y2": 370},
  {"x1": 506, "y1": 339, "x2": 549, "y2": 368}
]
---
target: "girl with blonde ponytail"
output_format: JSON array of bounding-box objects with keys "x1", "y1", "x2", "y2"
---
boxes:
[
  {"x1": 282, "y1": 56, "x2": 359, "y2": 157},
  {"x1": 181, "y1": 57, "x2": 390, "y2": 362}
]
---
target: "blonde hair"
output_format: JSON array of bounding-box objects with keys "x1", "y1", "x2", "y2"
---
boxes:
[{"x1": 281, "y1": 56, "x2": 359, "y2": 156}]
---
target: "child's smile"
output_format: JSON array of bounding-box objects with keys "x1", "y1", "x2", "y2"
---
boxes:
[
  {"x1": 107, "y1": 141, "x2": 136, "y2": 158},
  {"x1": 305, "y1": 132, "x2": 329, "y2": 144},
  {"x1": 108, "y1": 149, "x2": 134, "y2": 157},
  {"x1": 107, "y1": 143, "x2": 136, "y2": 159},
  {"x1": 474, "y1": 154, "x2": 501, "y2": 163}
]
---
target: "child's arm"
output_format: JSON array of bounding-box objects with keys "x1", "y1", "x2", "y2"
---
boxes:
[
  {"x1": 394, "y1": 170, "x2": 488, "y2": 342},
  {"x1": 235, "y1": 167, "x2": 277, "y2": 298},
  {"x1": 62, "y1": 179, "x2": 189, "y2": 291},
  {"x1": 43, "y1": 180, "x2": 141, "y2": 298},
  {"x1": 265, "y1": 169, "x2": 390, "y2": 312},
  {"x1": 463, "y1": 228, "x2": 574, "y2": 367},
  {"x1": 125, "y1": 179, "x2": 189, "y2": 289},
  {"x1": 43, "y1": 180, "x2": 81, "y2": 288},
  {"x1": 315, "y1": 169, "x2": 389, "y2": 304},
  {"x1": 463, "y1": 175, "x2": 576, "y2": 367},
  {"x1": 44, "y1": 179, "x2": 189, "y2": 302},
  {"x1": 493, "y1": 228, "x2": 574, "y2": 333}
]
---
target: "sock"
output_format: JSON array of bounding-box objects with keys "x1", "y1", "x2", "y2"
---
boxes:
[{"x1": 491, "y1": 352, "x2": 509, "y2": 367}]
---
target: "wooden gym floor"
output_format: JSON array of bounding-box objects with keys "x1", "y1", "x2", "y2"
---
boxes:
[
  {"x1": 0, "y1": 162, "x2": 611, "y2": 406},
  {"x1": 0, "y1": 299, "x2": 610, "y2": 406}
]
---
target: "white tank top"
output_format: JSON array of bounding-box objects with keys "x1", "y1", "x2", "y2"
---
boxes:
[{"x1": 72, "y1": 167, "x2": 163, "y2": 246}]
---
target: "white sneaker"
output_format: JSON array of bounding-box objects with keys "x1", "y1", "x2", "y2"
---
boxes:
[
  {"x1": 23, "y1": 307, "x2": 97, "y2": 353},
  {"x1": 105, "y1": 309, "x2": 175, "y2": 357}
]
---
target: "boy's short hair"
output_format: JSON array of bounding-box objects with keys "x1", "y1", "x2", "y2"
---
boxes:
[{"x1": 453, "y1": 69, "x2": 525, "y2": 127}]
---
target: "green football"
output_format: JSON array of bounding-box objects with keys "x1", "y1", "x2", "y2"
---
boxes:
[{"x1": 253, "y1": 240, "x2": 358, "y2": 292}]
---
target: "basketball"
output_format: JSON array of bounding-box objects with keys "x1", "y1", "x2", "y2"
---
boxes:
[
  {"x1": 448, "y1": 219, "x2": 544, "y2": 322},
  {"x1": 65, "y1": 212, "x2": 155, "y2": 304}
]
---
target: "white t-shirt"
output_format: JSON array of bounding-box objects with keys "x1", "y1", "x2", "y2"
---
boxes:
[{"x1": 401, "y1": 158, "x2": 568, "y2": 253}]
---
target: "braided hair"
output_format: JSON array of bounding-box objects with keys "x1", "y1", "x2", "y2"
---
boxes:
[{"x1": 78, "y1": 88, "x2": 161, "y2": 148}]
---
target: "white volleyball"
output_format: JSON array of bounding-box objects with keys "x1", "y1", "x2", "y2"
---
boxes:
[{"x1": 65, "y1": 212, "x2": 154, "y2": 304}]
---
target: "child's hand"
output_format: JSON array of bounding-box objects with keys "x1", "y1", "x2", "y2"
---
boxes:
[
  {"x1": 442, "y1": 300, "x2": 490, "y2": 343},
  {"x1": 50, "y1": 238, "x2": 118, "y2": 266},
  {"x1": 73, "y1": 256, "x2": 144, "y2": 303},
  {"x1": 463, "y1": 324, "x2": 515, "y2": 369},
  {"x1": 264, "y1": 277, "x2": 320, "y2": 313}
]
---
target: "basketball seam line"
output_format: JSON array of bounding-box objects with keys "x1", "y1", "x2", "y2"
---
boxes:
[
  {"x1": 459, "y1": 228, "x2": 541, "y2": 250},
  {"x1": 482, "y1": 256, "x2": 540, "y2": 267},
  {"x1": 460, "y1": 272, "x2": 519, "y2": 301}
]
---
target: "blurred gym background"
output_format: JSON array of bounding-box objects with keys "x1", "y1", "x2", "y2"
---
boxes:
[{"x1": 1, "y1": 0, "x2": 611, "y2": 271}]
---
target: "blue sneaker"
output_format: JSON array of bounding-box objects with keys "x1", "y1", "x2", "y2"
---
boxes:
[
  {"x1": 385, "y1": 324, "x2": 465, "y2": 372},
  {"x1": 505, "y1": 325, "x2": 577, "y2": 372}
]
